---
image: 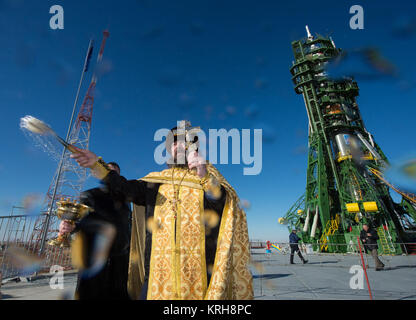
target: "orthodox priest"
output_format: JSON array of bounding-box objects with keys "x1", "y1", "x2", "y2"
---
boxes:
[{"x1": 70, "y1": 121, "x2": 253, "y2": 300}]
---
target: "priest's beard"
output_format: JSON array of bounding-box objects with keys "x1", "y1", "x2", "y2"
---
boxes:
[{"x1": 167, "y1": 152, "x2": 188, "y2": 169}]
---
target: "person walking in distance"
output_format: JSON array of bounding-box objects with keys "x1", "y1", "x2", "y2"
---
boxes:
[
  {"x1": 289, "y1": 229, "x2": 308, "y2": 264},
  {"x1": 360, "y1": 224, "x2": 385, "y2": 271}
]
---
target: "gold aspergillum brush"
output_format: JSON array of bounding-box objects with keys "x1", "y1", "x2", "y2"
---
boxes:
[{"x1": 20, "y1": 115, "x2": 77, "y2": 153}]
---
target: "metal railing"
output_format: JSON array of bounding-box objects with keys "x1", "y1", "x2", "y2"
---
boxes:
[
  {"x1": 250, "y1": 240, "x2": 416, "y2": 254},
  {"x1": 0, "y1": 209, "x2": 72, "y2": 280},
  {"x1": 250, "y1": 241, "x2": 416, "y2": 269},
  {"x1": 250, "y1": 241, "x2": 416, "y2": 300}
]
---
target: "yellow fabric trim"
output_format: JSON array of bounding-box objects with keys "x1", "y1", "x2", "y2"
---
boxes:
[
  {"x1": 140, "y1": 167, "x2": 204, "y2": 190},
  {"x1": 199, "y1": 189, "x2": 207, "y2": 295},
  {"x1": 175, "y1": 187, "x2": 182, "y2": 299},
  {"x1": 127, "y1": 205, "x2": 146, "y2": 300},
  {"x1": 142, "y1": 167, "x2": 198, "y2": 181},
  {"x1": 90, "y1": 157, "x2": 110, "y2": 180},
  {"x1": 140, "y1": 177, "x2": 203, "y2": 190},
  {"x1": 146, "y1": 184, "x2": 177, "y2": 300},
  {"x1": 146, "y1": 216, "x2": 156, "y2": 300},
  {"x1": 146, "y1": 183, "x2": 207, "y2": 299}
]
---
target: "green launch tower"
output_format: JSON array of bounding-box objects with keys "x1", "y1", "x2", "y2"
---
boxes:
[{"x1": 280, "y1": 26, "x2": 416, "y2": 254}]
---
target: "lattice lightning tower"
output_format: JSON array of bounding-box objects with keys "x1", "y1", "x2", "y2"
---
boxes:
[{"x1": 29, "y1": 31, "x2": 110, "y2": 262}]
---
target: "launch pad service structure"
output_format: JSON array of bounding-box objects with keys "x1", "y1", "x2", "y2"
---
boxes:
[{"x1": 279, "y1": 26, "x2": 416, "y2": 255}]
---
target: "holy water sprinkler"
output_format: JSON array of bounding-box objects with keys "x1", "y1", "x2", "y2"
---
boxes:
[{"x1": 20, "y1": 115, "x2": 77, "y2": 153}]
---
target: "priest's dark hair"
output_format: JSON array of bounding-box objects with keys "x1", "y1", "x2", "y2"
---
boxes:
[{"x1": 108, "y1": 162, "x2": 121, "y2": 173}]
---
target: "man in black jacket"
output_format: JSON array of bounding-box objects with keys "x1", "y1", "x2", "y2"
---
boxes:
[
  {"x1": 360, "y1": 224, "x2": 384, "y2": 271},
  {"x1": 289, "y1": 229, "x2": 308, "y2": 264},
  {"x1": 59, "y1": 162, "x2": 132, "y2": 299}
]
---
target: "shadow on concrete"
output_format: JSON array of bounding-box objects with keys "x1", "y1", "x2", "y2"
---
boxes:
[
  {"x1": 304, "y1": 261, "x2": 339, "y2": 265},
  {"x1": 398, "y1": 294, "x2": 416, "y2": 300},
  {"x1": 252, "y1": 259, "x2": 275, "y2": 263},
  {"x1": 385, "y1": 265, "x2": 415, "y2": 271},
  {"x1": 253, "y1": 273, "x2": 291, "y2": 280}
]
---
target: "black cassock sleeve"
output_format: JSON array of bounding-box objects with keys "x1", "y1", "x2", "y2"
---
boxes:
[
  {"x1": 203, "y1": 185, "x2": 227, "y2": 216},
  {"x1": 203, "y1": 185, "x2": 226, "y2": 278},
  {"x1": 102, "y1": 170, "x2": 147, "y2": 206}
]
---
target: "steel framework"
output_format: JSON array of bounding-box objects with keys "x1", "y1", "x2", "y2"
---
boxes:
[
  {"x1": 281, "y1": 27, "x2": 416, "y2": 254},
  {"x1": 26, "y1": 31, "x2": 110, "y2": 270}
]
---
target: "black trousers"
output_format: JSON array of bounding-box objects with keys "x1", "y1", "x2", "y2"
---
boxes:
[
  {"x1": 370, "y1": 248, "x2": 385, "y2": 269},
  {"x1": 75, "y1": 252, "x2": 130, "y2": 300},
  {"x1": 290, "y1": 244, "x2": 305, "y2": 263}
]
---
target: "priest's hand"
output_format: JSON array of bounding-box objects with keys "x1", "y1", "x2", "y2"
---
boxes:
[
  {"x1": 187, "y1": 151, "x2": 207, "y2": 178},
  {"x1": 70, "y1": 146, "x2": 99, "y2": 168},
  {"x1": 59, "y1": 220, "x2": 75, "y2": 236}
]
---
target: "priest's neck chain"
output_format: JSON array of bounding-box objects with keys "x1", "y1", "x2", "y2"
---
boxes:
[{"x1": 171, "y1": 167, "x2": 189, "y2": 217}]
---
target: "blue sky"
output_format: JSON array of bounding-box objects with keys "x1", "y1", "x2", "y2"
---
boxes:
[{"x1": 0, "y1": 0, "x2": 415, "y2": 241}]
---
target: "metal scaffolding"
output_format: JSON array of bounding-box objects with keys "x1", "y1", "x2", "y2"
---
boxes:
[{"x1": 281, "y1": 26, "x2": 416, "y2": 254}]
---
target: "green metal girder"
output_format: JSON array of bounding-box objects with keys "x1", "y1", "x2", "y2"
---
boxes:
[{"x1": 282, "y1": 29, "x2": 414, "y2": 254}]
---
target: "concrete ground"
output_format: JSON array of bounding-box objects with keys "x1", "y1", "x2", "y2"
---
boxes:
[
  {"x1": 1, "y1": 270, "x2": 77, "y2": 300},
  {"x1": 250, "y1": 249, "x2": 416, "y2": 300},
  {"x1": 1, "y1": 250, "x2": 415, "y2": 300}
]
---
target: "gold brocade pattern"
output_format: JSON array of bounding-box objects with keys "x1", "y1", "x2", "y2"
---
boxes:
[
  {"x1": 204, "y1": 163, "x2": 253, "y2": 300},
  {"x1": 147, "y1": 169, "x2": 207, "y2": 300},
  {"x1": 128, "y1": 165, "x2": 253, "y2": 300}
]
